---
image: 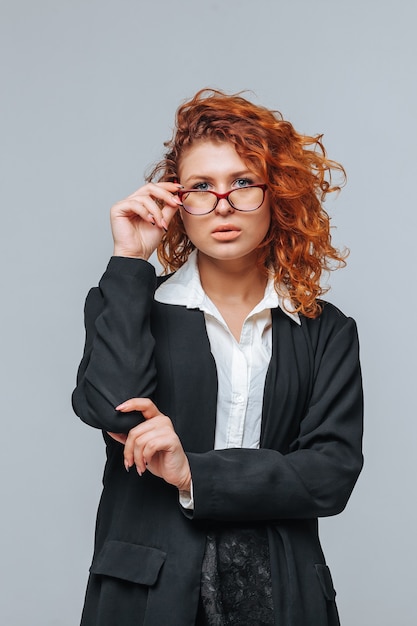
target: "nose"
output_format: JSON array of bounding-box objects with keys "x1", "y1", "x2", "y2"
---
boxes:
[{"x1": 215, "y1": 197, "x2": 234, "y2": 215}]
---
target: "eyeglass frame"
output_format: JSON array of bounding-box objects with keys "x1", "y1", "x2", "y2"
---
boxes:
[{"x1": 177, "y1": 184, "x2": 268, "y2": 215}]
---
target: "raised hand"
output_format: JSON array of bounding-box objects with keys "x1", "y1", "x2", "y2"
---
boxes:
[{"x1": 110, "y1": 182, "x2": 183, "y2": 260}]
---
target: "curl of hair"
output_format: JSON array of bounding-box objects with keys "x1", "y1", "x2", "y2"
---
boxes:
[{"x1": 147, "y1": 89, "x2": 347, "y2": 318}]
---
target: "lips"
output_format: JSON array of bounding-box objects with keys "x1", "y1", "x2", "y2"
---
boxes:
[
  {"x1": 211, "y1": 224, "x2": 242, "y2": 241},
  {"x1": 212, "y1": 223, "x2": 240, "y2": 233}
]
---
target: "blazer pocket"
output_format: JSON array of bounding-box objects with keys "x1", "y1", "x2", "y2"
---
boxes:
[
  {"x1": 90, "y1": 540, "x2": 167, "y2": 586},
  {"x1": 314, "y1": 564, "x2": 337, "y2": 601}
]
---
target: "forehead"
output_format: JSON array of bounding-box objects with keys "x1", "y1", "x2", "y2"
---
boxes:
[{"x1": 178, "y1": 140, "x2": 250, "y2": 180}]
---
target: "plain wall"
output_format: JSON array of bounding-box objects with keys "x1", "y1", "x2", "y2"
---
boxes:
[{"x1": 1, "y1": 1, "x2": 416, "y2": 624}]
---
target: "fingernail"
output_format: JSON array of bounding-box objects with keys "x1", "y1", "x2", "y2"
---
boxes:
[
  {"x1": 137, "y1": 467, "x2": 142, "y2": 477},
  {"x1": 174, "y1": 197, "x2": 183, "y2": 205},
  {"x1": 124, "y1": 460, "x2": 130, "y2": 473},
  {"x1": 161, "y1": 219, "x2": 169, "y2": 230}
]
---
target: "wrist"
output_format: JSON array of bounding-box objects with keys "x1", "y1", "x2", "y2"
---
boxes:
[
  {"x1": 177, "y1": 469, "x2": 192, "y2": 493},
  {"x1": 113, "y1": 248, "x2": 149, "y2": 260}
]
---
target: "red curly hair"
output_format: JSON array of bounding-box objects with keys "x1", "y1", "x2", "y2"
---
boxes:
[{"x1": 148, "y1": 89, "x2": 347, "y2": 318}]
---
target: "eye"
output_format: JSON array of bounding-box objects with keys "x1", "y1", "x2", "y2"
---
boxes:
[
  {"x1": 192, "y1": 181, "x2": 211, "y2": 191},
  {"x1": 234, "y1": 177, "x2": 254, "y2": 188}
]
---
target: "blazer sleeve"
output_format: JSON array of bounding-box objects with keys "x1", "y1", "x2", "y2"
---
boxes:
[
  {"x1": 186, "y1": 315, "x2": 364, "y2": 521},
  {"x1": 72, "y1": 256, "x2": 157, "y2": 433}
]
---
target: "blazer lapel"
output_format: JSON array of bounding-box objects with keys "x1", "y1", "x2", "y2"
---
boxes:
[
  {"x1": 261, "y1": 309, "x2": 313, "y2": 452},
  {"x1": 153, "y1": 303, "x2": 217, "y2": 453}
]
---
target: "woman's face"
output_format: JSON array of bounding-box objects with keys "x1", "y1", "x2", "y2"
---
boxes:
[{"x1": 177, "y1": 140, "x2": 271, "y2": 266}]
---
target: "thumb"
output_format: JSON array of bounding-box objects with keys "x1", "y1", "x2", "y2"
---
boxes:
[{"x1": 162, "y1": 203, "x2": 181, "y2": 229}]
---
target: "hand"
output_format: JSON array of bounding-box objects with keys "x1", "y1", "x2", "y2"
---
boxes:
[
  {"x1": 108, "y1": 398, "x2": 191, "y2": 491},
  {"x1": 110, "y1": 182, "x2": 183, "y2": 260}
]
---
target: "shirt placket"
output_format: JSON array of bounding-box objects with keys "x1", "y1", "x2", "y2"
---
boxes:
[{"x1": 225, "y1": 322, "x2": 252, "y2": 448}]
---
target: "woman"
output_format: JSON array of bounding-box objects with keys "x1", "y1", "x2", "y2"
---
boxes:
[{"x1": 72, "y1": 89, "x2": 363, "y2": 626}]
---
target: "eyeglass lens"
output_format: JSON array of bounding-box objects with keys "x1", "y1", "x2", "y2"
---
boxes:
[{"x1": 181, "y1": 187, "x2": 264, "y2": 214}]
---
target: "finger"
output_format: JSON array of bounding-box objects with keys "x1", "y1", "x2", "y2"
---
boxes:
[
  {"x1": 123, "y1": 416, "x2": 173, "y2": 473},
  {"x1": 116, "y1": 397, "x2": 160, "y2": 419},
  {"x1": 161, "y1": 203, "x2": 181, "y2": 231},
  {"x1": 115, "y1": 399, "x2": 154, "y2": 470},
  {"x1": 133, "y1": 431, "x2": 174, "y2": 475},
  {"x1": 125, "y1": 429, "x2": 151, "y2": 475},
  {"x1": 130, "y1": 186, "x2": 182, "y2": 227},
  {"x1": 111, "y1": 196, "x2": 161, "y2": 219},
  {"x1": 112, "y1": 197, "x2": 160, "y2": 226},
  {"x1": 122, "y1": 428, "x2": 140, "y2": 472},
  {"x1": 128, "y1": 182, "x2": 183, "y2": 200},
  {"x1": 129, "y1": 183, "x2": 183, "y2": 210},
  {"x1": 123, "y1": 196, "x2": 176, "y2": 231},
  {"x1": 116, "y1": 400, "x2": 168, "y2": 471}
]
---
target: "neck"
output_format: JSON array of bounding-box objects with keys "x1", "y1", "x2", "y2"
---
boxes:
[{"x1": 197, "y1": 252, "x2": 267, "y2": 305}]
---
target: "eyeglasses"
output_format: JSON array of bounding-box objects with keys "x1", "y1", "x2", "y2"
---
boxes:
[{"x1": 177, "y1": 184, "x2": 267, "y2": 216}]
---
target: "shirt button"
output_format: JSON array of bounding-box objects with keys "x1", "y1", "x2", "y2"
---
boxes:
[{"x1": 235, "y1": 394, "x2": 245, "y2": 403}]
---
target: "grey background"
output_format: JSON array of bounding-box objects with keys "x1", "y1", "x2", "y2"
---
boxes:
[{"x1": 1, "y1": 0, "x2": 416, "y2": 624}]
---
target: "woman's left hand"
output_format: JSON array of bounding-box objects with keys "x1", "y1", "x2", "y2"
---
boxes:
[{"x1": 108, "y1": 398, "x2": 191, "y2": 492}]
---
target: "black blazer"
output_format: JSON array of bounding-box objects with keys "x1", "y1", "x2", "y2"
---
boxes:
[{"x1": 72, "y1": 257, "x2": 364, "y2": 626}]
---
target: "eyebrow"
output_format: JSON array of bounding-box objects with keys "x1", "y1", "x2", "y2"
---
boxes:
[{"x1": 183, "y1": 170, "x2": 256, "y2": 184}]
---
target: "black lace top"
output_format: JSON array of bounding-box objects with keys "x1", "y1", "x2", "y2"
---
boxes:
[{"x1": 196, "y1": 526, "x2": 274, "y2": 625}]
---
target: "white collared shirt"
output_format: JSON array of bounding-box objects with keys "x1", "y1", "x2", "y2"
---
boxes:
[{"x1": 155, "y1": 250, "x2": 300, "y2": 452}]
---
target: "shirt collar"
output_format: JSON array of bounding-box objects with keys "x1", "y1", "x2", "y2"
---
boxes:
[{"x1": 155, "y1": 249, "x2": 300, "y2": 325}]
